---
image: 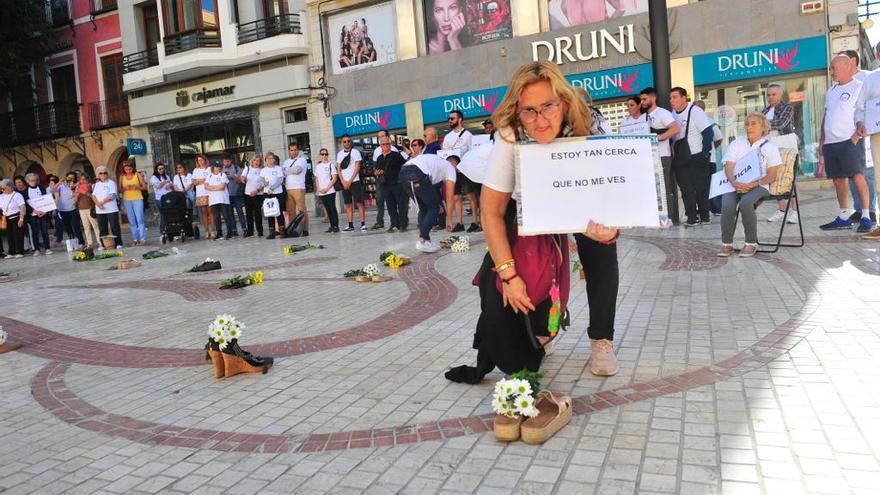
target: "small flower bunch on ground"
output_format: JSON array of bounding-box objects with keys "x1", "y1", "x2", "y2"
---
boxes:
[
  {"x1": 283, "y1": 243, "x2": 325, "y2": 255},
  {"x1": 207, "y1": 314, "x2": 245, "y2": 350},
  {"x1": 492, "y1": 370, "x2": 543, "y2": 418},
  {"x1": 0, "y1": 325, "x2": 7, "y2": 345},
  {"x1": 439, "y1": 236, "x2": 462, "y2": 249},
  {"x1": 73, "y1": 248, "x2": 124, "y2": 262},
  {"x1": 142, "y1": 248, "x2": 180, "y2": 260},
  {"x1": 219, "y1": 271, "x2": 264, "y2": 289},
  {"x1": 380, "y1": 252, "x2": 410, "y2": 269},
  {"x1": 451, "y1": 236, "x2": 470, "y2": 253},
  {"x1": 362, "y1": 264, "x2": 380, "y2": 277}
]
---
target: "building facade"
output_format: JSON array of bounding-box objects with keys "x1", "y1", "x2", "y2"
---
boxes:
[
  {"x1": 0, "y1": 0, "x2": 131, "y2": 184},
  {"x1": 118, "y1": 0, "x2": 318, "y2": 174},
  {"x1": 313, "y1": 0, "x2": 867, "y2": 180}
]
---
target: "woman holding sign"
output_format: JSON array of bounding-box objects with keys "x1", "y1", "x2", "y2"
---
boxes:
[
  {"x1": 717, "y1": 113, "x2": 783, "y2": 258},
  {"x1": 445, "y1": 61, "x2": 622, "y2": 386}
]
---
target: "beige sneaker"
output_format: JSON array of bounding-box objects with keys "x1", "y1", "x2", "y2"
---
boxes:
[
  {"x1": 739, "y1": 244, "x2": 757, "y2": 258},
  {"x1": 717, "y1": 244, "x2": 734, "y2": 257},
  {"x1": 590, "y1": 339, "x2": 619, "y2": 376}
]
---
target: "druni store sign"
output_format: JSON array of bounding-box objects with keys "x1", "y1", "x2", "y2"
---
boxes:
[{"x1": 532, "y1": 24, "x2": 636, "y2": 65}]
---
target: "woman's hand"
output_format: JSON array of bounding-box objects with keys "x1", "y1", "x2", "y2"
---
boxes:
[
  {"x1": 502, "y1": 273, "x2": 535, "y2": 314},
  {"x1": 583, "y1": 220, "x2": 618, "y2": 243},
  {"x1": 18, "y1": 217, "x2": 24, "y2": 227},
  {"x1": 735, "y1": 181, "x2": 755, "y2": 194},
  {"x1": 568, "y1": 238, "x2": 577, "y2": 253},
  {"x1": 447, "y1": 13, "x2": 465, "y2": 49}
]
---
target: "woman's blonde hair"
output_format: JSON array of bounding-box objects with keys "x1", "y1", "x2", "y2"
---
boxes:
[
  {"x1": 746, "y1": 112, "x2": 771, "y2": 136},
  {"x1": 492, "y1": 61, "x2": 593, "y2": 141}
]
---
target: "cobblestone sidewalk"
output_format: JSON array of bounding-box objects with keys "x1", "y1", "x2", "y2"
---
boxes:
[{"x1": 0, "y1": 189, "x2": 878, "y2": 494}]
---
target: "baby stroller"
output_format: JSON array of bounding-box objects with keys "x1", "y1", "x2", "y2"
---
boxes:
[{"x1": 160, "y1": 191, "x2": 200, "y2": 243}]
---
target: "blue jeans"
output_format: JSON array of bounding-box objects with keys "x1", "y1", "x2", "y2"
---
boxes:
[
  {"x1": 405, "y1": 179, "x2": 440, "y2": 240},
  {"x1": 851, "y1": 166, "x2": 876, "y2": 215},
  {"x1": 154, "y1": 199, "x2": 166, "y2": 235},
  {"x1": 211, "y1": 203, "x2": 235, "y2": 238},
  {"x1": 229, "y1": 195, "x2": 246, "y2": 234},
  {"x1": 124, "y1": 199, "x2": 146, "y2": 242},
  {"x1": 28, "y1": 215, "x2": 50, "y2": 252}
]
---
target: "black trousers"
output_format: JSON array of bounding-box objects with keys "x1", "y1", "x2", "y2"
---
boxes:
[
  {"x1": 5, "y1": 216, "x2": 25, "y2": 255},
  {"x1": 384, "y1": 183, "x2": 409, "y2": 230},
  {"x1": 575, "y1": 234, "x2": 619, "y2": 341},
  {"x1": 320, "y1": 193, "x2": 339, "y2": 229},
  {"x1": 672, "y1": 142, "x2": 712, "y2": 222},
  {"x1": 244, "y1": 194, "x2": 264, "y2": 235},
  {"x1": 97, "y1": 212, "x2": 122, "y2": 247},
  {"x1": 58, "y1": 209, "x2": 85, "y2": 244}
]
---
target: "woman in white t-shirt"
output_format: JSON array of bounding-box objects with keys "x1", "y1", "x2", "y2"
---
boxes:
[
  {"x1": 191, "y1": 154, "x2": 216, "y2": 239},
  {"x1": 239, "y1": 154, "x2": 266, "y2": 237},
  {"x1": 150, "y1": 162, "x2": 174, "y2": 236},
  {"x1": 446, "y1": 61, "x2": 622, "y2": 389},
  {"x1": 260, "y1": 152, "x2": 286, "y2": 239},
  {"x1": 619, "y1": 95, "x2": 649, "y2": 134},
  {"x1": 0, "y1": 178, "x2": 27, "y2": 257},
  {"x1": 91, "y1": 165, "x2": 123, "y2": 250},
  {"x1": 314, "y1": 148, "x2": 340, "y2": 233},
  {"x1": 718, "y1": 113, "x2": 783, "y2": 258},
  {"x1": 204, "y1": 162, "x2": 235, "y2": 240}
]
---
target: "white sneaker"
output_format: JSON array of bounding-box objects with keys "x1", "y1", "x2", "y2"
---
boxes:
[
  {"x1": 45, "y1": 249, "x2": 53, "y2": 255},
  {"x1": 786, "y1": 211, "x2": 799, "y2": 224},
  {"x1": 116, "y1": 245, "x2": 123, "y2": 250},
  {"x1": 766, "y1": 209, "x2": 786, "y2": 222},
  {"x1": 415, "y1": 240, "x2": 427, "y2": 252},
  {"x1": 97, "y1": 246, "x2": 105, "y2": 252},
  {"x1": 33, "y1": 251, "x2": 40, "y2": 256},
  {"x1": 422, "y1": 240, "x2": 440, "y2": 253}
]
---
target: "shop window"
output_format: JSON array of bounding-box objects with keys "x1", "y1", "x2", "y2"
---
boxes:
[
  {"x1": 696, "y1": 75, "x2": 826, "y2": 177},
  {"x1": 202, "y1": 125, "x2": 226, "y2": 153},
  {"x1": 285, "y1": 107, "x2": 307, "y2": 124},
  {"x1": 174, "y1": 119, "x2": 256, "y2": 168},
  {"x1": 177, "y1": 128, "x2": 203, "y2": 155}
]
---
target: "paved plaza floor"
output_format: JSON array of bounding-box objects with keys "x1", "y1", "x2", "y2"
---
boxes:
[{"x1": 1, "y1": 188, "x2": 879, "y2": 495}]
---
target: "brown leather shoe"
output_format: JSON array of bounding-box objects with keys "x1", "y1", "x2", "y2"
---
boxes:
[{"x1": 862, "y1": 227, "x2": 880, "y2": 240}]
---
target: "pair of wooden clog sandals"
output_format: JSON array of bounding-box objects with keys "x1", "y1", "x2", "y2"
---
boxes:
[
  {"x1": 495, "y1": 391, "x2": 573, "y2": 444},
  {"x1": 205, "y1": 341, "x2": 274, "y2": 378}
]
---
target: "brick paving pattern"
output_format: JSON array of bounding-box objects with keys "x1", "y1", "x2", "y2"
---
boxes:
[{"x1": 1, "y1": 190, "x2": 879, "y2": 494}]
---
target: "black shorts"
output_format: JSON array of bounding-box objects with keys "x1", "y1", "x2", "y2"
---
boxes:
[
  {"x1": 823, "y1": 140, "x2": 866, "y2": 179},
  {"x1": 459, "y1": 175, "x2": 481, "y2": 195},
  {"x1": 342, "y1": 181, "x2": 364, "y2": 204}
]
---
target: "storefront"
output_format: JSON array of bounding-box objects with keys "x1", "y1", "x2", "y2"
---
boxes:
[
  {"x1": 331, "y1": 104, "x2": 408, "y2": 205},
  {"x1": 127, "y1": 63, "x2": 311, "y2": 171},
  {"x1": 692, "y1": 36, "x2": 829, "y2": 176}
]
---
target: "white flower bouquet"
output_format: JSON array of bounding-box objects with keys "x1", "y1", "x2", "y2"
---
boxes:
[
  {"x1": 207, "y1": 314, "x2": 245, "y2": 350},
  {"x1": 451, "y1": 236, "x2": 470, "y2": 253},
  {"x1": 492, "y1": 377, "x2": 539, "y2": 418},
  {"x1": 0, "y1": 325, "x2": 7, "y2": 346}
]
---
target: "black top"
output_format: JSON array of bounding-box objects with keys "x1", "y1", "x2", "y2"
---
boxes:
[{"x1": 375, "y1": 151, "x2": 407, "y2": 186}]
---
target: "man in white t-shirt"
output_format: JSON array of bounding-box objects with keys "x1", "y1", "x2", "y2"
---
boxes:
[
  {"x1": 844, "y1": 50, "x2": 878, "y2": 233},
  {"x1": 283, "y1": 143, "x2": 310, "y2": 236},
  {"x1": 670, "y1": 87, "x2": 715, "y2": 227},
  {"x1": 442, "y1": 110, "x2": 473, "y2": 156},
  {"x1": 335, "y1": 134, "x2": 367, "y2": 231},
  {"x1": 400, "y1": 139, "x2": 456, "y2": 253},
  {"x1": 204, "y1": 162, "x2": 234, "y2": 240},
  {"x1": 821, "y1": 54, "x2": 872, "y2": 233},
  {"x1": 640, "y1": 87, "x2": 681, "y2": 224}
]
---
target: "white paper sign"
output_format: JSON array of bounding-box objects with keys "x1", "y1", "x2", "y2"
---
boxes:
[
  {"x1": 27, "y1": 194, "x2": 57, "y2": 214},
  {"x1": 619, "y1": 120, "x2": 651, "y2": 135},
  {"x1": 516, "y1": 136, "x2": 661, "y2": 234},
  {"x1": 471, "y1": 134, "x2": 492, "y2": 149},
  {"x1": 708, "y1": 149, "x2": 763, "y2": 199},
  {"x1": 866, "y1": 96, "x2": 880, "y2": 135}
]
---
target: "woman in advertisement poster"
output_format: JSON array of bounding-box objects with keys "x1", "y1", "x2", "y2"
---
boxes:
[
  {"x1": 428, "y1": 0, "x2": 467, "y2": 54},
  {"x1": 445, "y1": 61, "x2": 622, "y2": 384},
  {"x1": 427, "y1": 0, "x2": 513, "y2": 54},
  {"x1": 548, "y1": 0, "x2": 645, "y2": 29}
]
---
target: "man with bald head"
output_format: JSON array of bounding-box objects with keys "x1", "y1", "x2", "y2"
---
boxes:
[
  {"x1": 820, "y1": 54, "x2": 872, "y2": 233},
  {"x1": 423, "y1": 126, "x2": 441, "y2": 155}
]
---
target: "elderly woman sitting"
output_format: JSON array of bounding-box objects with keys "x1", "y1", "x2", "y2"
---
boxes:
[{"x1": 718, "y1": 113, "x2": 783, "y2": 258}]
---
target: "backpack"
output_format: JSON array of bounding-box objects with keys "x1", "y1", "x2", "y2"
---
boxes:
[{"x1": 284, "y1": 211, "x2": 306, "y2": 238}]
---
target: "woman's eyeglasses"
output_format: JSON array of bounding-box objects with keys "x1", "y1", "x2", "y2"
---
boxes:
[
  {"x1": 319, "y1": 152, "x2": 328, "y2": 155},
  {"x1": 518, "y1": 100, "x2": 562, "y2": 124}
]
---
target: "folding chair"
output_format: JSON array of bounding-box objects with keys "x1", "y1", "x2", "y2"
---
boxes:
[{"x1": 734, "y1": 148, "x2": 805, "y2": 254}]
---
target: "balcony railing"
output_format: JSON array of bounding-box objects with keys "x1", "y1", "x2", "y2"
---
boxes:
[
  {"x1": 87, "y1": 99, "x2": 130, "y2": 130},
  {"x1": 122, "y1": 47, "x2": 159, "y2": 74},
  {"x1": 0, "y1": 102, "x2": 81, "y2": 148},
  {"x1": 164, "y1": 29, "x2": 221, "y2": 55},
  {"x1": 237, "y1": 13, "x2": 302, "y2": 44}
]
